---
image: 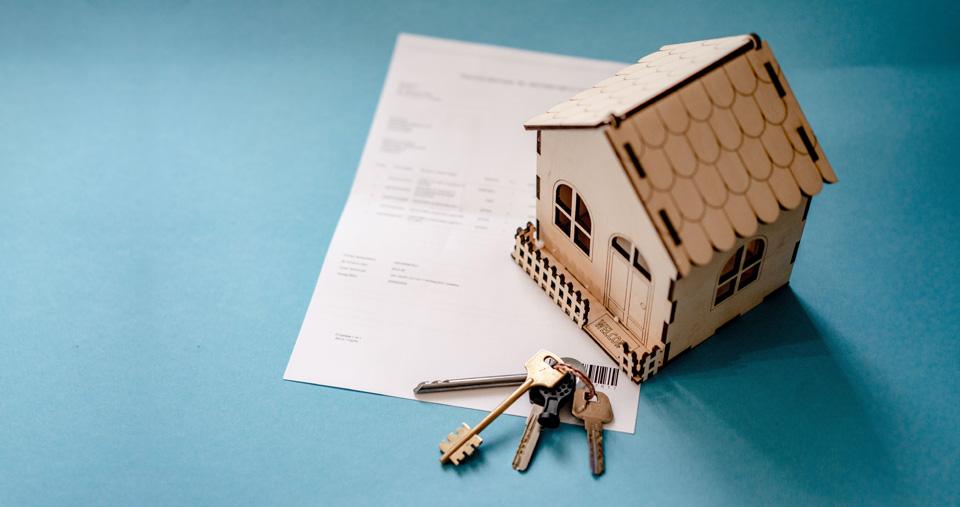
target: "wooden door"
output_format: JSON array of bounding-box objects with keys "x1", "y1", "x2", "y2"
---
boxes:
[
  {"x1": 626, "y1": 267, "x2": 651, "y2": 335},
  {"x1": 606, "y1": 241, "x2": 631, "y2": 322},
  {"x1": 605, "y1": 236, "x2": 652, "y2": 339}
]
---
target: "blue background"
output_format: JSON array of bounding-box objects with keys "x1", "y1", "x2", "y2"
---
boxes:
[{"x1": 2, "y1": 1, "x2": 958, "y2": 505}]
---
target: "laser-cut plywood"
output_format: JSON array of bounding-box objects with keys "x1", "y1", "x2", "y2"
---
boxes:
[
  {"x1": 517, "y1": 34, "x2": 837, "y2": 383},
  {"x1": 526, "y1": 35, "x2": 756, "y2": 129},
  {"x1": 513, "y1": 223, "x2": 663, "y2": 383}
]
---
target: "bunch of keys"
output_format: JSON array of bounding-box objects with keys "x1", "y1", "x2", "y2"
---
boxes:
[{"x1": 415, "y1": 350, "x2": 614, "y2": 475}]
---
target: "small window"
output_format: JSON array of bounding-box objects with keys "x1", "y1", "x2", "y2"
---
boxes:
[
  {"x1": 715, "y1": 279, "x2": 736, "y2": 304},
  {"x1": 555, "y1": 207, "x2": 572, "y2": 234},
  {"x1": 714, "y1": 238, "x2": 765, "y2": 306},
  {"x1": 610, "y1": 236, "x2": 651, "y2": 281},
  {"x1": 556, "y1": 184, "x2": 573, "y2": 213},
  {"x1": 744, "y1": 239, "x2": 764, "y2": 266},
  {"x1": 632, "y1": 249, "x2": 651, "y2": 280},
  {"x1": 719, "y1": 246, "x2": 743, "y2": 284},
  {"x1": 612, "y1": 236, "x2": 631, "y2": 259},
  {"x1": 554, "y1": 183, "x2": 591, "y2": 257},
  {"x1": 738, "y1": 263, "x2": 760, "y2": 289},
  {"x1": 574, "y1": 228, "x2": 591, "y2": 253},
  {"x1": 575, "y1": 197, "x2": 591, "y2": 233}
]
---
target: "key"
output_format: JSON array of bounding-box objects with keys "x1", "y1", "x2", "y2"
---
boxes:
[
  {"x1": 511, "y1": 403, "x2": 544, "y2": 471},
  {"x1": 415, "y1": 373, "x2": 527, "y2": 394},
  {"x1": 571, "y1": 389, "x2": 614, "y2": 476},
  {"x1": 413, "y1": 357, "x2": 584, "y2": 394},
  {"x1": 512, "y1": 372, "x2": 576, "y2": 471},
  {"x1": 439, "y1": 350, "x2": 566, "y2": 465}
]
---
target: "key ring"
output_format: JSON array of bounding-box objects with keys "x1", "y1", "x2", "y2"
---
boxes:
[{"x1": 552, "y1": 362, "x2": 597, "y2": 401}]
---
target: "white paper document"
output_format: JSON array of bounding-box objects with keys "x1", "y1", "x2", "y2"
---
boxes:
[{"x1": 284, "y1": 34, "x2": 640, "y2": 432}]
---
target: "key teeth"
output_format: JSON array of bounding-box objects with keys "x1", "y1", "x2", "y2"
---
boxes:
[
  {"x1": 592, "y1": 427, "x2": 605, "y2": 475},
  {"x1": 439, "y1": 424, "x2": 483, "y2": 466},
  {"x1": 449, "y1": 437, "x2": 481, "y2": 465},
  {"x1": 450, "y1": 442, "x2": 478, "y2": 465}
]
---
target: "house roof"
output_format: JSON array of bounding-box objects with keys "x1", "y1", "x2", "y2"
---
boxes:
[
  {"x1": 524, "y1": 35, "x2": 757, "y2": 130},
  {"x1": 530, "y1": 35, "x2": 838, "y2": 276}
]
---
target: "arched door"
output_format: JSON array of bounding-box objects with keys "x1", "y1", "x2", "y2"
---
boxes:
[{"x1": 605, "y1": 235, "x2": 653, "y2": 338}]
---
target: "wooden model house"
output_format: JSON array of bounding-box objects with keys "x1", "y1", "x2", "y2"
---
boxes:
[{"x1": 512, "y1": 34, "x2": 836, "y2": 383}]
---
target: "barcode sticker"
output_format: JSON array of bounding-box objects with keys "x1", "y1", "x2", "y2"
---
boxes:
[{"x1": 584, "y1": 363, "x2": 619, "y2": 388}]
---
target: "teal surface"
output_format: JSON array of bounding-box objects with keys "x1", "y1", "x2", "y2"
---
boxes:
[{"x1": 2, "y1": 1, "x2": 958, "y2": 505}]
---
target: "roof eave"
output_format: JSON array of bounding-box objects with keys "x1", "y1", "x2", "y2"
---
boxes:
[{"x1": 523, "y1": 122, "x2": 606, "y2": 131}]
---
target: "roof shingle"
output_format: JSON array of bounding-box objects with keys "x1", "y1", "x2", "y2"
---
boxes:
[
  {"x1": 525, "y1": 35, "x2": 755, "y2": 129},
  {"x1": 600, "y1": 38, "x2": 837, "y2": 275}
]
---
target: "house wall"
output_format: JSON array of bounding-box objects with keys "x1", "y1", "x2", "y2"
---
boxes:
[
  {"x1": 537, "y1": 129, "x2": 677, "y2": 348},
  {"x1": 665, "y1": 197, "x2": 809, "y2": 360}
]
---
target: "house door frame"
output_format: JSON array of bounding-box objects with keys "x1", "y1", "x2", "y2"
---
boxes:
[{"x1": 604, "y1": 235, "x2": 653, "y2": 341}]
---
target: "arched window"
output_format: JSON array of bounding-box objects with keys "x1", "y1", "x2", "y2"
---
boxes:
[
  {"x1": 714, "y1": 238, "x2": 765, "y2": 306},
  {"x1": 554, "y1": 183, "x2": 591, "y2": 256}
]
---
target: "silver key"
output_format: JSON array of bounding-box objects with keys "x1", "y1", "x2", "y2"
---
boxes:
[
  {"x1": 511, "y1": 404, "x2": 544, "y2": 471},
  {"x1": 414, "y1": 372, "x2": 527, "y2": 394},
  {"x1": 571, "y1": 389, "x2": 613, "y2": 476},
  {"x1": 513, "y1": 371, "x2": 576, "y2": 471},
  {"x1": 414, "y1": 357, "x2": 584, "y2": 394}
]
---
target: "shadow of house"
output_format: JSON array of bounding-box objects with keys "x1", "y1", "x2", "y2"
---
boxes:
[{"x1": 642, "y1": 288, "x2": 903, "y2": 503}]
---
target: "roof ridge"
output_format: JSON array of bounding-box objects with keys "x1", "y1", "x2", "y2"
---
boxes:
[
  {"x1": 611, "y1": 37, "x2": 757, "y2": 128},
  {"x1": 524, "y1": 34, "x2": 758, "y2": 131}
]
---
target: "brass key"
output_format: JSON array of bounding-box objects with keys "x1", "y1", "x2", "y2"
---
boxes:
[
  {"x1": 571, "y1": 388, "x2": 614, "y2": 476},
  {"x1": 439, "y1": 350, "x2": 566, "y2": 465}
]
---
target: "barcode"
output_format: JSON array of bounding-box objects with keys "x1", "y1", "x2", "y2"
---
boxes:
[{"x1": 585, "y1": 363, "x2": 618, "y2": 388}]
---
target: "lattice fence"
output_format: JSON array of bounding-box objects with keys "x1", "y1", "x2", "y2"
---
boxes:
[{"x1": 512, "y1": 222, "x2": 590, "y2": 328}]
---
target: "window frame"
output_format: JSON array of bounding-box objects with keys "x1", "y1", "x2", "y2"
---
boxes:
[
  {"x1": 611, "y1": 235, "x2": 651, "y2": 281},
  {"x1": 553, "y1": 183, "x2": 592, "y2": 258},
  {"x1": 713, "y1": 237, "x2": 766, "y2": 307}
]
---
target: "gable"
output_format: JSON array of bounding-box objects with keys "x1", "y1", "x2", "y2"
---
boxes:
[
  {"x1": 604, "y1": 43, "x2": 837, "y2": 276},
  {"x1": 538, "y1": 129, "x2": 677, "y2": 281}
]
